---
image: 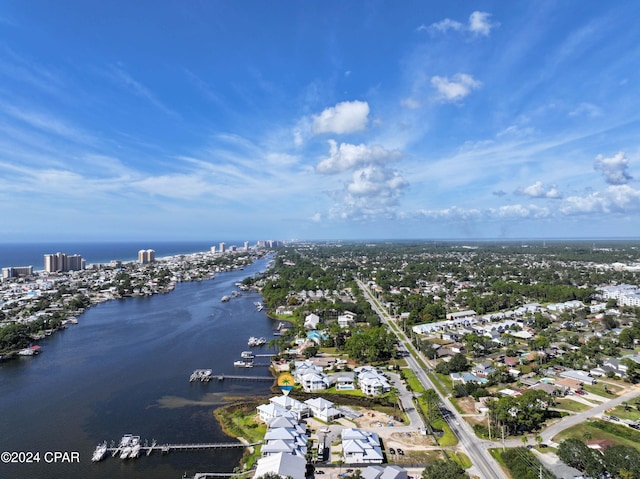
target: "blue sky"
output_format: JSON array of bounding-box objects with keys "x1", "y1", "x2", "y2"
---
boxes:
[{"x1": 1, "y1": 1, "x2": 639, "y2": 242}]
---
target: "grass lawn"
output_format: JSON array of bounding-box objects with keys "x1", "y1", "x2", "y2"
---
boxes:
[
  {"x1": 582, "y1": 382, "x2": 623, "y2": 397},
  {"x1": 322, "y1": 386, "x2": 366, "y2": 397},
  {"x1": 447, "y1": 451, "x2": 472, "y2": 469},
  {"x1": 431, "y1": 417, "x2": 458, "y2": 446},
  {"x1": 430, "y1": 373, "x2": 452, "y2": 397},
  {"x1": 556, "y1": 419, "x2": 640, "y2": 451},
  {"x1": 449, "y1": 397, "x2": 466, "y2": 415},
  {"x1": 606, "y1": 404, "x2": 640, "y2": 421},
  {"x1": 554, "y1": 398, "x2": 591, "y2": 413},
  {"x1": 403, "y1": 368, "x2": 425, "y2": 394}
]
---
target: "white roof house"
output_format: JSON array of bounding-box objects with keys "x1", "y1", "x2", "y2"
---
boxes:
[
  {"x1": 305, "y1": 397, "x2": 342, "y2": 422},
  {"x1": 300, "y1": 371, "x2": 333, "y2": 392},
  {"x1": 257, "y1": 403, "x2": 290, "y2": 423},
  {"x1": 338, "y1": 313, "x2": 356, "y2": 328},
  {"x1": 254, "y1": 452, "x2": 306, "y2": 479},
  {"x1": 269, "y1": 395, "x2": 311, "y2": 419},
  {"x1": 341, "y1": 428, "x2": 383, "y2": 464},
  {"x1": 355, "y1": 369, "x2": 392, "y2": 396},
  {"x1": 362, "y1": 466, "x2": 408, "y2": 479},
  {"x1": 304, "y1": 313, "x2": 321, "y2": 330}
]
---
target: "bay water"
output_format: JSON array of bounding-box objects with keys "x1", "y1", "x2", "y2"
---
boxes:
[{"x1": 0, "y1": 255, "x2": 276, "y2": 479}]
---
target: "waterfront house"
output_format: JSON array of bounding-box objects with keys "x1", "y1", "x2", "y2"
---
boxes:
[
  {"x1": 254, "y1": 452, "x2": 306, "y2": 479},
  {"x1": 269, "y1": 395, "x2": 310, "y2": 420}
]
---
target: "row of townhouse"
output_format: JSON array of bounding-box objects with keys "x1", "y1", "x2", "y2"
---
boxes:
[
  {"x1": 598, "y1": 284, "x2": 640, "y2": 307},
  {"x1": 255, "y1": 398, "x2": 309, "y2": 479},
  {"x1": 293, "y1": 361, "x2": 392, "y2": 396}
]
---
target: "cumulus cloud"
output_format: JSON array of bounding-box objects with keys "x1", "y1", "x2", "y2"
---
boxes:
[
  {"x1": 419, "y1": 11, "x2": 498, "y2": 37},
  {"x1": 316, "y1": 140, "x2": 402, "y2": 174},
  {"x1": 431, "y1": 73, "x2": 481, "y2": 102},
  {"x1": 594, "y1": 151, "x2": 633, "y2": 185},
  {"x1": 312, "y1": 100, "x2": 370, "y2": 135},
  {"x1": 515, "y1": 181, "x2": 562, "y2": 199},
  {"x1": 468, "y1": 11, "x2": 498, "y2": 36},
  {"x1": 329, "y1": 166, "x2": 408, "y2": 220},
  {"x1": 561, "y1": 185, "x2": 640, "y2": 215}
]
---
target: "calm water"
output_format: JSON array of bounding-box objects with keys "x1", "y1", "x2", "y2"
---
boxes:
[
  {"x1": 0, "y1": 256, "x2": 276, "y2": 479},
  {"x1": 0, "y1": 241, "x2": 251, "y2": 269}
]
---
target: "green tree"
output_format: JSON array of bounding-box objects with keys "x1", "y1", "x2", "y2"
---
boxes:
[{"x1": 422, "y1": 459, "x2": 469, "y2": 479}]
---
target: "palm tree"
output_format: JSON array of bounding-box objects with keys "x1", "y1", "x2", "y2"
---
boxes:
[
  {"x1": 521, "y1": 435, "x2": 528, "y2": 446},
  {"x1": 535, "y1": 435, "x2": 543, "y2": 447}
]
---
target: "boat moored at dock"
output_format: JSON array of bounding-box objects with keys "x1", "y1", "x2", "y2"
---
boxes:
[
  {"x1": 247, "y1": 336, "x2": 266, "y2": 347},
  {"x1": 92, "y1": 442, "x2": 108, "y2": 462}
]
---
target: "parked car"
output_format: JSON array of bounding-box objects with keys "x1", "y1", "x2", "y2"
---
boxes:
[{"x1": 316, "y1": 471, "x2": 325, "y2": 475}]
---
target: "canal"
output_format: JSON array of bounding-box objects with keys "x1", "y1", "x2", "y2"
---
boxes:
[{"x1": 0, "y1": 256, "x2": 277, "y2": 479}]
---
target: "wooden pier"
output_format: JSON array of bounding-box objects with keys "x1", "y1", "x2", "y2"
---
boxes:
[
  {"x1": 190, "y1": 370, "x2": 274, "y2": 382},
  {"x1": 104, "y1": 440, "x2": 261, "y2": 459}
]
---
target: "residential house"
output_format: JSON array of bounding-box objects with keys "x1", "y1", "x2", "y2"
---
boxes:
[
  {"x1": 362, "y1": 465, "x2": 408, "y2": 479},
  {"x1": 305, "y1": 397, "x2": 342, "y2": 422},
  {"x1": 559, "y1": 369, "x2": 596, "y2": 385},
  {"x1": 254, "y1": 452, "x2": 306, "y2": 479},
  {"x1": 341, "y1": 428, "x2": 384, "y2": 464},
  {"x1": 269, "y1": 395, "x2": 310, "y2": 420},
  {"x1": 304, "y1": 313, "x2": 321, "y2": 330}
]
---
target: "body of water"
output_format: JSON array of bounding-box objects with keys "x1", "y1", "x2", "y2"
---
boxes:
[
  {"x1": 0, "y1": 241, "x2": 252, "y2": 269},
  {"x1": 0, "y1": 255, "x2": 277, "y2": 479}
]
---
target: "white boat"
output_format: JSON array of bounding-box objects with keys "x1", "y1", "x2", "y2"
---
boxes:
[
  {"x1": 129, "y1": 436, "x2": 141, "y2": 459},
  {"x1": 240, "y1": 351, "x2": 254, "y2": 359},
  {"x1": 91, "y1": 442, "x2": 108, "y2": 462},
  {"x1": 118, "y1": 434, "x2": 133, "y2": 459},
  {"x1": 233, "y1": 360, "x2": 254, "y2": 368},
  {"x1": 248, "y1": 336, "x2": 267, "y2": 347},
  {"x1": 221, "y1": 295, "x2": 231, "y2": 302}
]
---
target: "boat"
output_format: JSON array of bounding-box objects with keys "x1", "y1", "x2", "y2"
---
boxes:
[
  {"x1": 221, "y1": 295, "x2": 231, "y2": 302},
  {"x1": 91, "y1": 442, "x2": 108, "y2": 462},
  {"x1": 118, "y1": 434, "x2": 133, "y2": 459},
  {"x1": 233, "y1": 360, "x2": 254, "y2": 368},
  {"x1": 240, "y1": 351, "x2": 254, "y2": 359},
  {"x1": 247, "y1": 336, "x2": 267, "y2": 347},
  {"x1": 129, "y1": 436, "x2": 141, "y2": 459}
]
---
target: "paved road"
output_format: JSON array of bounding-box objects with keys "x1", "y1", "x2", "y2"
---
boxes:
[
  {"x1": 541, "y1": 385, "x2": 640, "y2": 443},
  {"x1": 357, "y1": 279, "x2": 509, "y2": 479}
]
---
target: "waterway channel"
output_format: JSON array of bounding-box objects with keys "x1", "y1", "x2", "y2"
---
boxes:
[{"x1": 0, "y1": 256, "x2": 277, "y2": 479}]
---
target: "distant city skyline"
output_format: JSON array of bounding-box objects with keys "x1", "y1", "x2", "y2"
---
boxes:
[{"x1": 1, "y1": 2, "x2": 639, "y2": 241}]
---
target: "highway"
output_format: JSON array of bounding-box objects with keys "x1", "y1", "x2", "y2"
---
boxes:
[{"x1": 357, "y1": 278, "x2": 509, "y2": 479}]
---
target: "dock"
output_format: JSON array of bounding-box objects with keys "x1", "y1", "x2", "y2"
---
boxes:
[
  {"x1": 100, "y1": 440, "x2": 261, "y2": 461},
  {"x1": 190, "y1": 370, "x2": 274, "y2": 382}
]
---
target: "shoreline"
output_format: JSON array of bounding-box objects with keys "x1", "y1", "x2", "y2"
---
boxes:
[{"x1": 0, "y1": 249, "x2": 272, "y2": 360}]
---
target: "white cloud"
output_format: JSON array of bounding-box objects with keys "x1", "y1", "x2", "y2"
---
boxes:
[
  {"x1": 561, "y1": 185, "x2": 640, "y2": 215},
  {"x1": 422, "y1": 18, "x2": 464, "y2": 34},
  {"x1": 312, "y1": 100, "x2": 370, "y2": 135},
  {"x1": 468, "y1": 11, "x2": 498, "y2": 36},
  {"x1": 329, "y1": 165, "x2": 408, "y2": 221},
  {"x1": 515, "y1": 181, "x2": 562, "y2": 199},
  {"x1": 400, "y1": 97, "x2": 421, "y2": 109},
  {"x1": 419, "y1": 204, "x2": 549, "y2": 221},
  {"x1": 421, "y1": 11, "x2": 498, "y2": 37},
  {"x1": 594, "y1": 151, "x2": 633, "y2": 185},
  {"x1": 569, "y1": 102, "x2": 602, "y2": 118},
  {"x1": 431, "y1": 74, "x2": 482, "y2": 102},
  {"x1": 316, "y1": 140, "x2": 402, "y2": 174},
  {"x1": 311, "y1": 212, "x2": 322, "y2": 223}
]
